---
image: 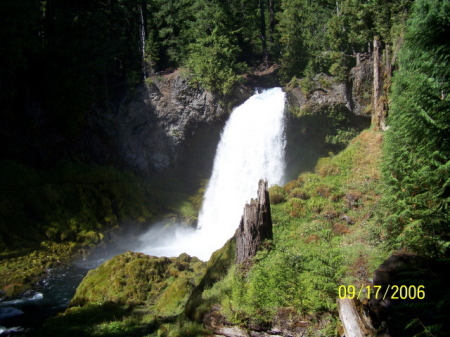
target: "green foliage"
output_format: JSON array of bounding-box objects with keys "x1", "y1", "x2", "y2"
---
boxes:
[
  {"x1": 380, "y1": 0, "x2": 450, "y2": 257},
  {"x1": 158, "y1": 320, "x2": 210, "y2": 337},
  {"x1": 186, "y1": 27, "x2": 243, "y2": 95},
  {"x1": 33, "y1": 303, "x2": 153, "y2": 337},
  {"x1": 35, "y1": 251, "x2": 209, "y2": 336},
  {"x1": 291, "y1": 100, "x2": 369, "y2": 149},
  {"x1": 0, "y1": 242, "x2": 78, "y2": 297},
  {"x1": 276, "y1": 0, "x2": 413, "y2": 83},
  {"x1": 71, "y1": 252, "x2": 206, "y2": 313},
  {"x1": 268, "y1": 185, "x2": 286, "y2": 204},
  {"x1": 277, "y1": 0, "x2": 333, "y2": 82},
  {"x1": 194, "y1": 130, "x2": 386, "y2": 330}
]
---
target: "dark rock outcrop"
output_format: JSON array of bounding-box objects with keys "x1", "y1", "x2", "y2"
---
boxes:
[
  {"x1": 2, "y1": 70, "x2": 253, "y2": 182},
  {"x1": 86, "y1": 71, "x2": 241, "y2": 176},
  {"x1": 284, "y1": 73, "x2": 371, "y2": 180},
  {"x1": 349, "y1": 59, "x2": 374, "y2": 115},
  {"x1": 236, "y1": 179, "x2": 273, "y2": 264},
  {"x1": 286, "y1": 73, "x2": 352, "y2": 112}
]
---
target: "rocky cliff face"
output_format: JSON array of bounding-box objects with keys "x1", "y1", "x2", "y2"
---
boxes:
[
  {"x1": 1, "y1": 69, "x2": 252, "y2": 184},
  {"x1": 89, "y1": 61, "x2": 372, "y2": 177},
  {"x1": 286, "y1": 59, "x2": 374, "y2": 118},
  {"x1": 283, "y1": 65, "x2": 373, "y2": 180},
  {"x1": 85, "y1": 71, "x2": 252, "y2": 177}
]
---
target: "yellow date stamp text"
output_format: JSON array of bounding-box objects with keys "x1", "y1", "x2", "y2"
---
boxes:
[{"x1": 338, "y1": 285, "x2": 425, "y2": 300}]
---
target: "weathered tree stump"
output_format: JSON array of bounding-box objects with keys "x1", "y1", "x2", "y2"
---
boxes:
[
  {"x1": 236, "y1": 179, "x2": 273, "y2": 264},
  {"x1": 338, "y1": 298, "x2": 377, "y2": 337}
]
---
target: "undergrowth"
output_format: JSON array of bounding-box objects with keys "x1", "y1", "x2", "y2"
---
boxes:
[{"x1": 197, "y1": 129, "x2": 387, "y2": 332}]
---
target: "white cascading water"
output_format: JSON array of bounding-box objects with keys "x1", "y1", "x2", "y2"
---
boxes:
[{"x1": 138, "y1": 87, "x2": 286, "y2": 261}]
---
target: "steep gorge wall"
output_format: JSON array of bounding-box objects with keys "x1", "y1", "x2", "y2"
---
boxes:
[{"x1": 82, "y1": 71, "x2": 252, "y2": 179}]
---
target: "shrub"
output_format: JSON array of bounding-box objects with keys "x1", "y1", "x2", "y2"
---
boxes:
[
  {"x1": 269, "y1": 185, "x2": 286, "y2": 205},
  {"x1": 287, "y1": 188, "x2": 310, "y2": 200}
]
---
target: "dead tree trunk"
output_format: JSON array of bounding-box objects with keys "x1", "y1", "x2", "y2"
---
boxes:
[
  {"x1": 373, "y1": 37, "x2": 381, "y2": 129},
  {"x1": 338, "y1": 298, "x2": 377, "y2": 337},
  {"x1": 236, "y1": 179, "x2": 273, "y2": 264}
]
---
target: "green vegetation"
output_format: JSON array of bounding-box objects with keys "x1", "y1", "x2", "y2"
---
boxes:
[
  {"x1": 0, "y1": 242, "x2": 77, "y2": 297},
  {"x1": 277, "y1": 0, "x2": 412, "y2": 83},
  {"x1": 36, "y1": 237, "x2": 237, "y2": 336},
  {"x1": 1, "y1": 0, "x2": 450, "y2": 335},
  {"x1": 380, "y1": 0, "x2": 450, "y2": 258},
  {"x1": 0, "y1": 0, "x2": 413, "y2": 126},
  {"x1": 290, "y1": 101, "x2": 365, "y2": 148},
  {"x1": 34, "y1": 252, "x2": 206, "y2": 336},
  {"x1": 0, "y1": 159, "x2": 204, "y2": 297},
  {"x1": 71, "y1": 252, "x2": 205, "y2": 311},
  {"x1": 198, "y1": 130, "x2": 385, "y2": 331},
  {"x1": 377, "y1": 2, "x2": 450, "y2": 335}
]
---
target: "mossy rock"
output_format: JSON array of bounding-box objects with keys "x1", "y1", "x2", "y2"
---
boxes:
[
  {"x1": 71, "y1": 251, "x2": 206, "y2": 319},
  {"x1": 184, "y1": 237, "x2": 236, "y2": 320},
  {"x1": 268, "y1": 185, "x2": 286, "y2": 205},
  {"x1": 0, "y1": 242, "x2": 79, "y2": 297},
  {"x1": 154, "y1": 278, "x2": 195, "y2": 317}
]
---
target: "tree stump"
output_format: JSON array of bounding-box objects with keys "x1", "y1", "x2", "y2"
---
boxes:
[
  {"x1": 338, "y1": 298, "x2": 377, "y2": 337},
  {"x1": 236, "y1": 179, "x2": 273, "y2": 264}
]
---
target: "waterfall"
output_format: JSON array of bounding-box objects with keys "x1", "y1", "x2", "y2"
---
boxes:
[{"x1": 138, "y1": 87, "x2": 286, "y2": 260}]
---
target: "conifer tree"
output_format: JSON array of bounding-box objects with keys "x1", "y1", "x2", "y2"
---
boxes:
[{"x1": 381, "y1": 0, "x2": 450, "y2": 257}]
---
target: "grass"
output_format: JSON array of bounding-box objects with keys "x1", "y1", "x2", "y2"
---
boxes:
[{"x1": 190, "y1": 128, "x2": 387, "y2": 332}]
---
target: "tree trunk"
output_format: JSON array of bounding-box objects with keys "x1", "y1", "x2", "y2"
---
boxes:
[
  {"x1": 236, "y1": 179, "x2": 273, "y2": 264},
  {"x1": 268, "y1": 0, "x2": 275, "y2": 44},
  {"x1": 373, "y1": 37, "x2": 381, "y2": 129},
  {"x1": 259, "y1": 0, "x2": 269, "y2": 67},
  {"x1": 338, "y1": 298, "x2": 377, "y2": 337}
]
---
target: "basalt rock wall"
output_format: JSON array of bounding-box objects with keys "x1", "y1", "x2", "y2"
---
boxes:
[
  {"x1": 83, "y1": 71, "x2": 253, "y2": 179},
  {"x1": 284, "y1": 62, "x2": 373, "y2": 181}
]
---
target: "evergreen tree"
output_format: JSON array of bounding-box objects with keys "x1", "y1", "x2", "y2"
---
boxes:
[
  {"x1": 278, "y1": 0, "x2": 342, "y2": 82},
  {"x1": 381, "y1": 0, "x2": 450, "y2": 257},
  {"x1": 185, "y1": 0, "x2": 244, "y2": 95}
]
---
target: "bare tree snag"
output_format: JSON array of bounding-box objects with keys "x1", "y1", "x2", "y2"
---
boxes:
[
  {"x1": 372, "y1": 37, "x2": 389, "y2": 130},
  {"x1": 373, "y1": 37, "x2": 381, "y2": 129},
  {"x1": 236, "y1": 179, "x2": 273, "y2": 264}
]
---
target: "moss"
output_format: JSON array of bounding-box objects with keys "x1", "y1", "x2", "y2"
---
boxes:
[
  {"x1": 36, "y1": 250, "x2": 209, "y2": 336},
  {"x1": 154, "y1": 278, "x2": 194, "y2": 317},
  {"x1": 184, "y1": 238, "x2": 236, "y2": 321},
  {"x1": 268, "y1": 185, "x2": 286, "y2": 205},
  {"x1": 0, "y1": 241, "x2": 79, "y2": 297},
  {"x1": 287, "y1": 188, "x2": 310, "y2": 200},
  {"x1": 70, "y1": 251, "x2": 206, "y2": 317},
  {"x1": 32, "y1": 303, "x2": 150, "y2": 337}
]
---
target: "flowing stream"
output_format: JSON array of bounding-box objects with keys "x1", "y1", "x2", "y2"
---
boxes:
[{"x1": 138, "y1": 87, "x2": 286, "y2": 260}]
